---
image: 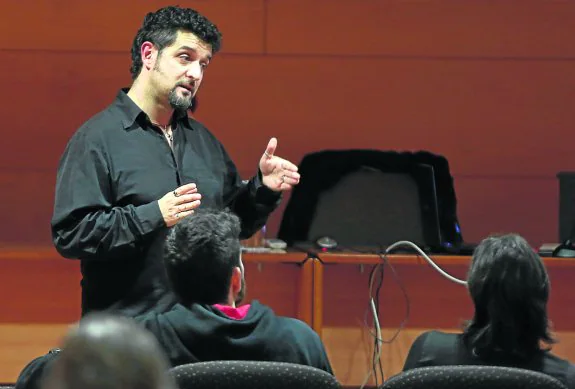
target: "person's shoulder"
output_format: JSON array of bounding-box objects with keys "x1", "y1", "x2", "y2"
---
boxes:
[
  {"x1": 543, "y1": 350, "x2": 575, "y2": 372},
  {"x1": 409, "y1": 330, "x2": 461, "y2": 356},
  {"x1": 73, "y1": 89, "x2": 141, "y2": 137},
  {"x1": 135, "y1": 303, "x2": 205, "y2": 335},
  {"x1": 186, "y1": 117, "x2": 214, "y2": 135},
  {"x1": 185, "y1": 117, "x2": 226, "y2": 145},
  {"x1": 135, "y1": 303, "x2": 191, "y2": 323},
  {"x1": 270, "y1": 312, "x2": 321, "y2": 341},
  {"x1": 68, "y1": 102, "x2": 126, "y2": 145},
  {"x1": 413, "y1": 330, "x2": 457, "y2": 344},
  {"x1": 566, "y1": 360, "x2": 575, "y2": 389},
  {"x1": 15, "y1": 349, "x2": 61, "y2": 389},
  {"x1": 81, "y1": 107, "x2": 119, "y2": 129},
  {"x1": 427, "y1": 330, "x2": 459, "y2": 341},
  {"x1": 260, "y1": 314, "x2": 325, "y2": 358},
  {"x1": 403, "y1": 330, "x2": 463, "y2": 371},
  {"x1": 541, "y1": 351, "x2": 575, "y2": 389},
  {"x1": 244, "y1": 300, "x2": 312, "y2": 335},
  {"x1": 279, "y1": 316, "x2": 316, "y2": 331}
]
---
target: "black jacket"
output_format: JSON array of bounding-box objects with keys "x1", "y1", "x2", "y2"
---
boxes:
[
  {"x1": 135, "y1": 300, "x2": 333, "y2": 374},
  {"x1": 404, "y1": 330, "x2": 575, "y2": 389}
]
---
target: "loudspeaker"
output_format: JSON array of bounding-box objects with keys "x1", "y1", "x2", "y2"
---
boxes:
[{"x1": 558, "y1": 172, "x2": 575, "y2": 242}]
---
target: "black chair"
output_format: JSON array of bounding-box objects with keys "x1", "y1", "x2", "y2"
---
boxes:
[
  {"x1": 170, "y1": 360, "x2": 341, "y2": 389},
  {"x1": 382, "y1": 365, "x2": 568, "y2": 389}
]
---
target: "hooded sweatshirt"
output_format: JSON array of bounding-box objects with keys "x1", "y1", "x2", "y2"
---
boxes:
[{"x1": 135, "y1": 300, "x2": 333, "y2": 374}]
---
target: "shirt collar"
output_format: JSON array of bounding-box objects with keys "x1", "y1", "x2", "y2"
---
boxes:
[{"x1": 114, "y1": 88, "x2": 194, "y2": 131}]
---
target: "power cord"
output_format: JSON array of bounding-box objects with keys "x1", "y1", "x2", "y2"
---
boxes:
[
  {"x1": 360, "y1": 240, "x2": 467, "y2": 388},
  {"x1": 386, "y1": 240, "x2": 468, "y2": 286}
]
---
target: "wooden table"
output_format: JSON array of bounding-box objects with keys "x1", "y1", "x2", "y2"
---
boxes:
[
  {"x1": 2, "y1": 246, "x2": 575, "y2": 330},
  {"x1": 305, "y1": 251, "x2": 575, "y2": 333},
  {"x1": 0, "y1": 247, "x2": 310, "y2": 323}
]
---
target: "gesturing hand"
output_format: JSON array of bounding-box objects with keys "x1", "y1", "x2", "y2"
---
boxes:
[
  {"x1": 158, "y1": 183, "x2": 202, "y2": 227},
  {"x1": 259, "y1": 137, "x2": 300, "y2": 192}
]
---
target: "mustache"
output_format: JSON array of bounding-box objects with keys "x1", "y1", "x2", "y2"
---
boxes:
[{"x1": 175, "y1": 81, "x2": 196, "y2": 91}]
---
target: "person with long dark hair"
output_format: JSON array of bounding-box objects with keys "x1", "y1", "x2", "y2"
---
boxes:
[{"x1": 403, "y1": 234, "x2": 575, "y2": 388}]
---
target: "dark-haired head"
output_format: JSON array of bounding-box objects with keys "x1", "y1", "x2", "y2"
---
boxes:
[
  {"x1": 163, "y1": 208, "x2": 245, "y2": 306},
  {"x1": 42, "y1": 313, "x2": 175, "y2": 389},
  {"x1": 463, "y1": 233, "x2": 554, "y2": 361},
  {"x1": 130, "y1": 6, "x2": 222, "y2": 80}
]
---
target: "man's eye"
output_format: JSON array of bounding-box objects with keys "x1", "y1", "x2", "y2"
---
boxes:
[{"x1": 179, "y1": 55, "x2": 190, "y2": 61}]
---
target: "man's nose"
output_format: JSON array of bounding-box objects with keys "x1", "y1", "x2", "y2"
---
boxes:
[{"x1": 186, "y1": 62, "x2": 203, "y2": 80}]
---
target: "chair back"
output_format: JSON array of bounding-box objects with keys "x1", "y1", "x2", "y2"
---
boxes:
[
  {"x1": 170, "y1": 360, "x2": 341, "y2": 389},
  {"x1": 382, "y1": 365, "x2": 568, "y2": 389}
]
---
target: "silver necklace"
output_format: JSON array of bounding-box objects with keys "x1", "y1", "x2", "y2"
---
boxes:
[{"x1": 152, "y1": 122, "x2": 173, "y2": 146}]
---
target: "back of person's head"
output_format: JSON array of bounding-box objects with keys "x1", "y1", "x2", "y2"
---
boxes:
[
  {"x1": 130, "y1": 6, "x2": 222, "y2": 79},
  {"x1": 164, "y1": 207, "x2": 242, "y2": 305},
  {"x1": 463, "y1": 233, "x2": 554, "y2": 360},
  {"x1": 41, "y1": 313, "x2": 175, "y2": 389}
]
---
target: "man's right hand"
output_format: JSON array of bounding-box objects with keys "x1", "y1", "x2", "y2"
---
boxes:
[{"x1": 158, "y1": 183, "x2": 202, "y2": 227}]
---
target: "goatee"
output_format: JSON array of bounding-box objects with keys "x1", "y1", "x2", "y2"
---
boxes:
[{"x1": 168, "y1": 87, "x2": 193, "y2": 111}]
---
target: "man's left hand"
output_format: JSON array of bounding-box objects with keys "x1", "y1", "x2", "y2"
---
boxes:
[{"x1": 259, "y1": 137, "x2": 300, "y2": 192}]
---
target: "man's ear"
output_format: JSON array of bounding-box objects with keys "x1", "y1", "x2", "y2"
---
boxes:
[
  {"x1": 231, "y1": 267, "x2": 242, "y2": 294},
  {"x1": 141, "y1": 41, "x2": 158, "y2": 71}
]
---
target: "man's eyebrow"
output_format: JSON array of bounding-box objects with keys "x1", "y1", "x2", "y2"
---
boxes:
[{"x1": 177, "y1": 45, "x2": 212, "y2": 61}]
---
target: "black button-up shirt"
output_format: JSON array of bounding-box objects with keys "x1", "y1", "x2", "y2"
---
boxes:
[{"x1": 51, "y1": 89, "x2": 280, "y2": 316}]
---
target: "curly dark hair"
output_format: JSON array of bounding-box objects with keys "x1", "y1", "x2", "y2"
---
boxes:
[
  {"x1": 130, "y1": 6, "x2": 222, "y2": 79},
  {"x1": 463, "y1": 233, "x2": 555, "y2": 361},
  {"x1": 163, "y1": 208, "x2": 242, "y2": 305}
]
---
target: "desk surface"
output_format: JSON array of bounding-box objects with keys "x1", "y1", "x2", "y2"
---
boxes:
[
  {"x1": 0, "y1": 246, "x2": 307, "y2": 263},
  {"x1": 4, "y1": 246, "x2": 574, "y2": 265},
  {"x1": 316, "y1": 251, "x2": 575, "y2": 265}
]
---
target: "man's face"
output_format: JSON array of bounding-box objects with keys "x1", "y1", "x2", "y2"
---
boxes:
[{"x1": 151, "y1": 30, "x2": 212, "y2": 110}]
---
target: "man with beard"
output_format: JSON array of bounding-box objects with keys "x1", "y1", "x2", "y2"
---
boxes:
[
  {"x1": 135, "y1": 208, "x2": 333, "y2": 373},
  {"x1": 51, "y1": 6, "x2": 300, "y2": 317}
]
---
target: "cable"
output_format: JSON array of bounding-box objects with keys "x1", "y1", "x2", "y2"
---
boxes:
[
  {"x1": 373, "y1": 261, "x2": 385, "y2": 383},
  {"x1": 371, "y1": 262, "x2": 384, "y2": 386},
  {"x1": 360, "y1": 263, "x2": 384, "y2": 389},
  {"x1": 385, "y1": 240, "x2": 468, "y2": 285},
  {"x1": 360, "y1": 297, "x2": 383, "y2": 389},
  {"x1": 361, "y1": 240, "x2": 467, "y2": 388},
  {"x1": 368, "y1": 240, "x2": 466, "y2": 347},
  {"x1": 376, "y1": 251, "x2": 410, "y2": 344}
]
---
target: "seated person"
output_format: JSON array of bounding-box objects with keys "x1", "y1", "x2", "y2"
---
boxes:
[
  {"x1": 403, "y1": 233, "x2": 575, "y2": 388},
  {"x1": 18, "y1": 313, "x2": 175, "y2": 389},
  {"x1": 135, "y1": 208, "x2": 333, "y2": 374}
]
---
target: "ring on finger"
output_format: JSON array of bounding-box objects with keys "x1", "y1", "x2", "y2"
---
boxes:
[{"x1": 173, "y1": 190, "x2": 180, "y2": 197}]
